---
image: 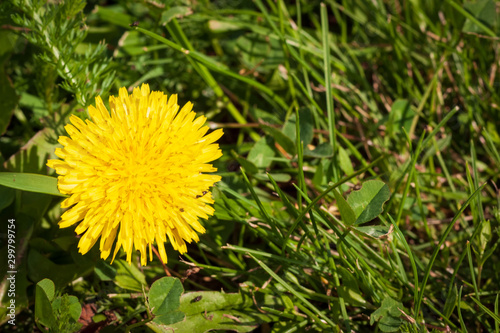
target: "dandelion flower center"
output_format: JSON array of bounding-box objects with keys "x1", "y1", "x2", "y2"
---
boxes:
[{"x1": 47, "y1": 84, "x2": 223, "y2": 265}]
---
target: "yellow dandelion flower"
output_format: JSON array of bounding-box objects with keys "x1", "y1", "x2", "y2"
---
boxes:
[{"x1": 47, "y1": 84, "x2": 223, "y2": 266}]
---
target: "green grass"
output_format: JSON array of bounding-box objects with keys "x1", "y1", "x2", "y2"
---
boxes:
[{"x1": 1, "y1": 0, "x2": 500, "y2": 332}]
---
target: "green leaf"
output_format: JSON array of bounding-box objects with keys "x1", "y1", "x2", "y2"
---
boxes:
[
  {"x1": 95, "y1": 260, "x2": 117, "y2": 281},
  {"x1": 478, "y1": 220, "x2": 492, "y2": 254},
  {"x1": 0, "y1": 172, "x2": 66, "y2": 197},
  {"x1": 52, "y1": 295, "x2": 82, "y2": 322},
  {"x1": 18, "y1": 93, "x2": 47, "y2": 118},
  {"x1": 161, "y1": 6, "x2": 192, "y2": 25},
  {"x1": 304, "y1": 142, "x2": 333, "y2": 158},
  {"x1": 148, "y1": 290, "x2": 278, "y2": 333},
  {"x1": 312, "y1": 161, "x2": 324, "y2": 187},
  {"x1": 113, "y1": 259, "x2": 147, "y2": 291},
  {"x1": 208, "y1": 20, "x2": 242, "y2": 33},
  {"x1": 178, "y1": 291, "x2": 252, "y2": 315},
  {"x1": 149, "y1": 277, "x2": 185, "y2": 325},
  {"x1": 235, "y1": 33, "x2": 284, "y2": 73},
  {"x1": 333, "y1": 189, "x2": 356, "y2": 227},
  {"x1": 234, "y1": 155, "x2": 259, "y2": 174},
  {"x1": 354, "y1": 226, "x2": 391, "y2": 238},
  {"x1": 93, "y1": 314, "x2": 107, "y2": 323},
  {"x1": 35, "y1": 279, "x2": 57, "y2": 330},
  {"x1": 5, "y1": 127, "x2": 61, "y2": 174},
  {"x1": 247, "y1": 136, "x2": 275, "y2": 168},
  {"x1": 282, "y1": 107, "x2": 314, "y2": 146},
  {"x1": 0, "y1": 185, "x2": 15, "y2": 211},
  {"x1": 37, "y1": 278, "x2": 55, "y2": 302},
  {"x1": 463, "y1": 0, "x2": 497, "y2": 33},
  {"x1": 52, "y1": 236, "x2": 77, "y2": 252},
  {"x1": 28, "y1": 249, "x2": 95, "y2": 290},
  {"x1": 261, "y1": 125, "x2": 296, "y2": 156},
  {"x1": 0, "y1": 30, "x2": 17, "y2": 66},
  {"x1": 338, "y1": 146, "x2": 354, "y2": 176},
  {"x1": 254, "y1": 173, "x2": 290, "y2": 182},
  {"x1": 347, "y1": 180, "x2": 390, "y2": 225},
  {"x1": 388, "y1": 99, "x2": 414, "y2": 137},
  {"x1": 148, "y1": 309, "x2": 275, "y2": 333},
  {"x1": 370, "y1": 297, "x2": 403, "y2": 332},
  {"x1": 95, "y1": 5, "x2": 134, "y2": 29},
  {"x1": 337, "y1": 267, "x2": 367, "y2": 307}
]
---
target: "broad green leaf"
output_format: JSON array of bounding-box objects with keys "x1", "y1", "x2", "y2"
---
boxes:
[
  {"x1": 28, "y1": 249, "x2": 95, "y2": 290},
  {"x1": 149, "y1": 277, "x2": 185, "y2": 325},
  {"x1": 208, "y1": 20, "x2": 241, "y2": 33},
  {"x1": 0, "y1": 185, "x2": 15, "y2": 211},
  {"x1": 254, "y1": 173, "x2": 290, "y2": 182},
  {"x1": 0, "y1": 172, "x2": 66, "y2": 197},
  {"x1": 261, "y1": 125, "x2": 296, "y2": 156},
  {"x1": 463, "y1": 0, "x2": 496, "y2": 33},
  {"x1": 113, "y1": 259, "x2": 147, "y2": 291},
  {"x1": 51, "y1": 295, "x2": 82, "y2": 322},
  {"x1": 6, "y1": 126, "x2": 61, "y2": 174},
  {"x1": 234, "y1": 156, "x2": 259, "y2": 174},
  {"x1": 95, "y1": 5, "x2": 134, "y2": 29},
  {"x1": 35, "y1": 279, "x2": 57, "y2": 330},
  {"x1": 148, "y1": 290, "x2": 279, "y2": 333},
  {"x1": 178, "y1": 291, "x2": 253, "y2": 315},
  {"x1": 370, "y1": 297, "x2": 403, "y2": 332},
  {"x1": 282, "y1": 108, "x2": 314, "y2": 146},
  {"x1": 153, "y1": 308, "x2": 184, "y2": 326},
  {"x1": 161, "y1": 6, "x2": 192, "y2": 24},
  {"x1": 333, "y1": 189, "x2": 356, "y2": 227},
  {"x1": 354, "y1": 226, "x2": 391, "y2": 238},
  {"x1": 388, "y1": 99, "x2": 414, "y2": 137},
  {"x1": 51, "y1": 236, "x2": 77, "y2": 252},
  {"x1": 247, "y1": 136, "x2": 275, "y2": 168},
  {"x1": 0, "y1": 30, "x2": 17, "y2": 66},
  {"x1": 93, "y1": 314, "x2": 107, "y2": 323},
  {"x1": 235, "y1": 33, "x2": 284, "y2": 73},
  {"x1": 337, "y1": 267, "x2": 367, "y2": 306},
  {"x1": 338, "y1": 146, "x2": 354, "y2": 176},
  {"x1": 347, "y1": 180, "x2": 390, "y2": 225},
  {"x1": 312, "y1": 160, "x2": 324, "y2": 186},
  {"x1": 29, "y1": 237, "x2": 60, "y2": 253},
  {"x1": 148, "y1": 309, "x2": 276, "y2": 333},
  {"x1": 281, "y1": 294, "x2": 294, "y2": 311},
  {"x1": 478, "y1": 220, "x2": 492, "y2": 254},
  {"x1": 18, "y1": 93, "x2": 47, "y2": 119},
  {"x1": 37, "y1": 278, "x2": 55, "y2": 301},
  {"x1": 95, "y1": 260, "x2": 117, "y2": 281},
  {"x1": 249, "y1": 107, "x2": 282, "y2": 125},
  {"x1": 304, "y1": 142, "x2": 333, "y2": 158}
]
